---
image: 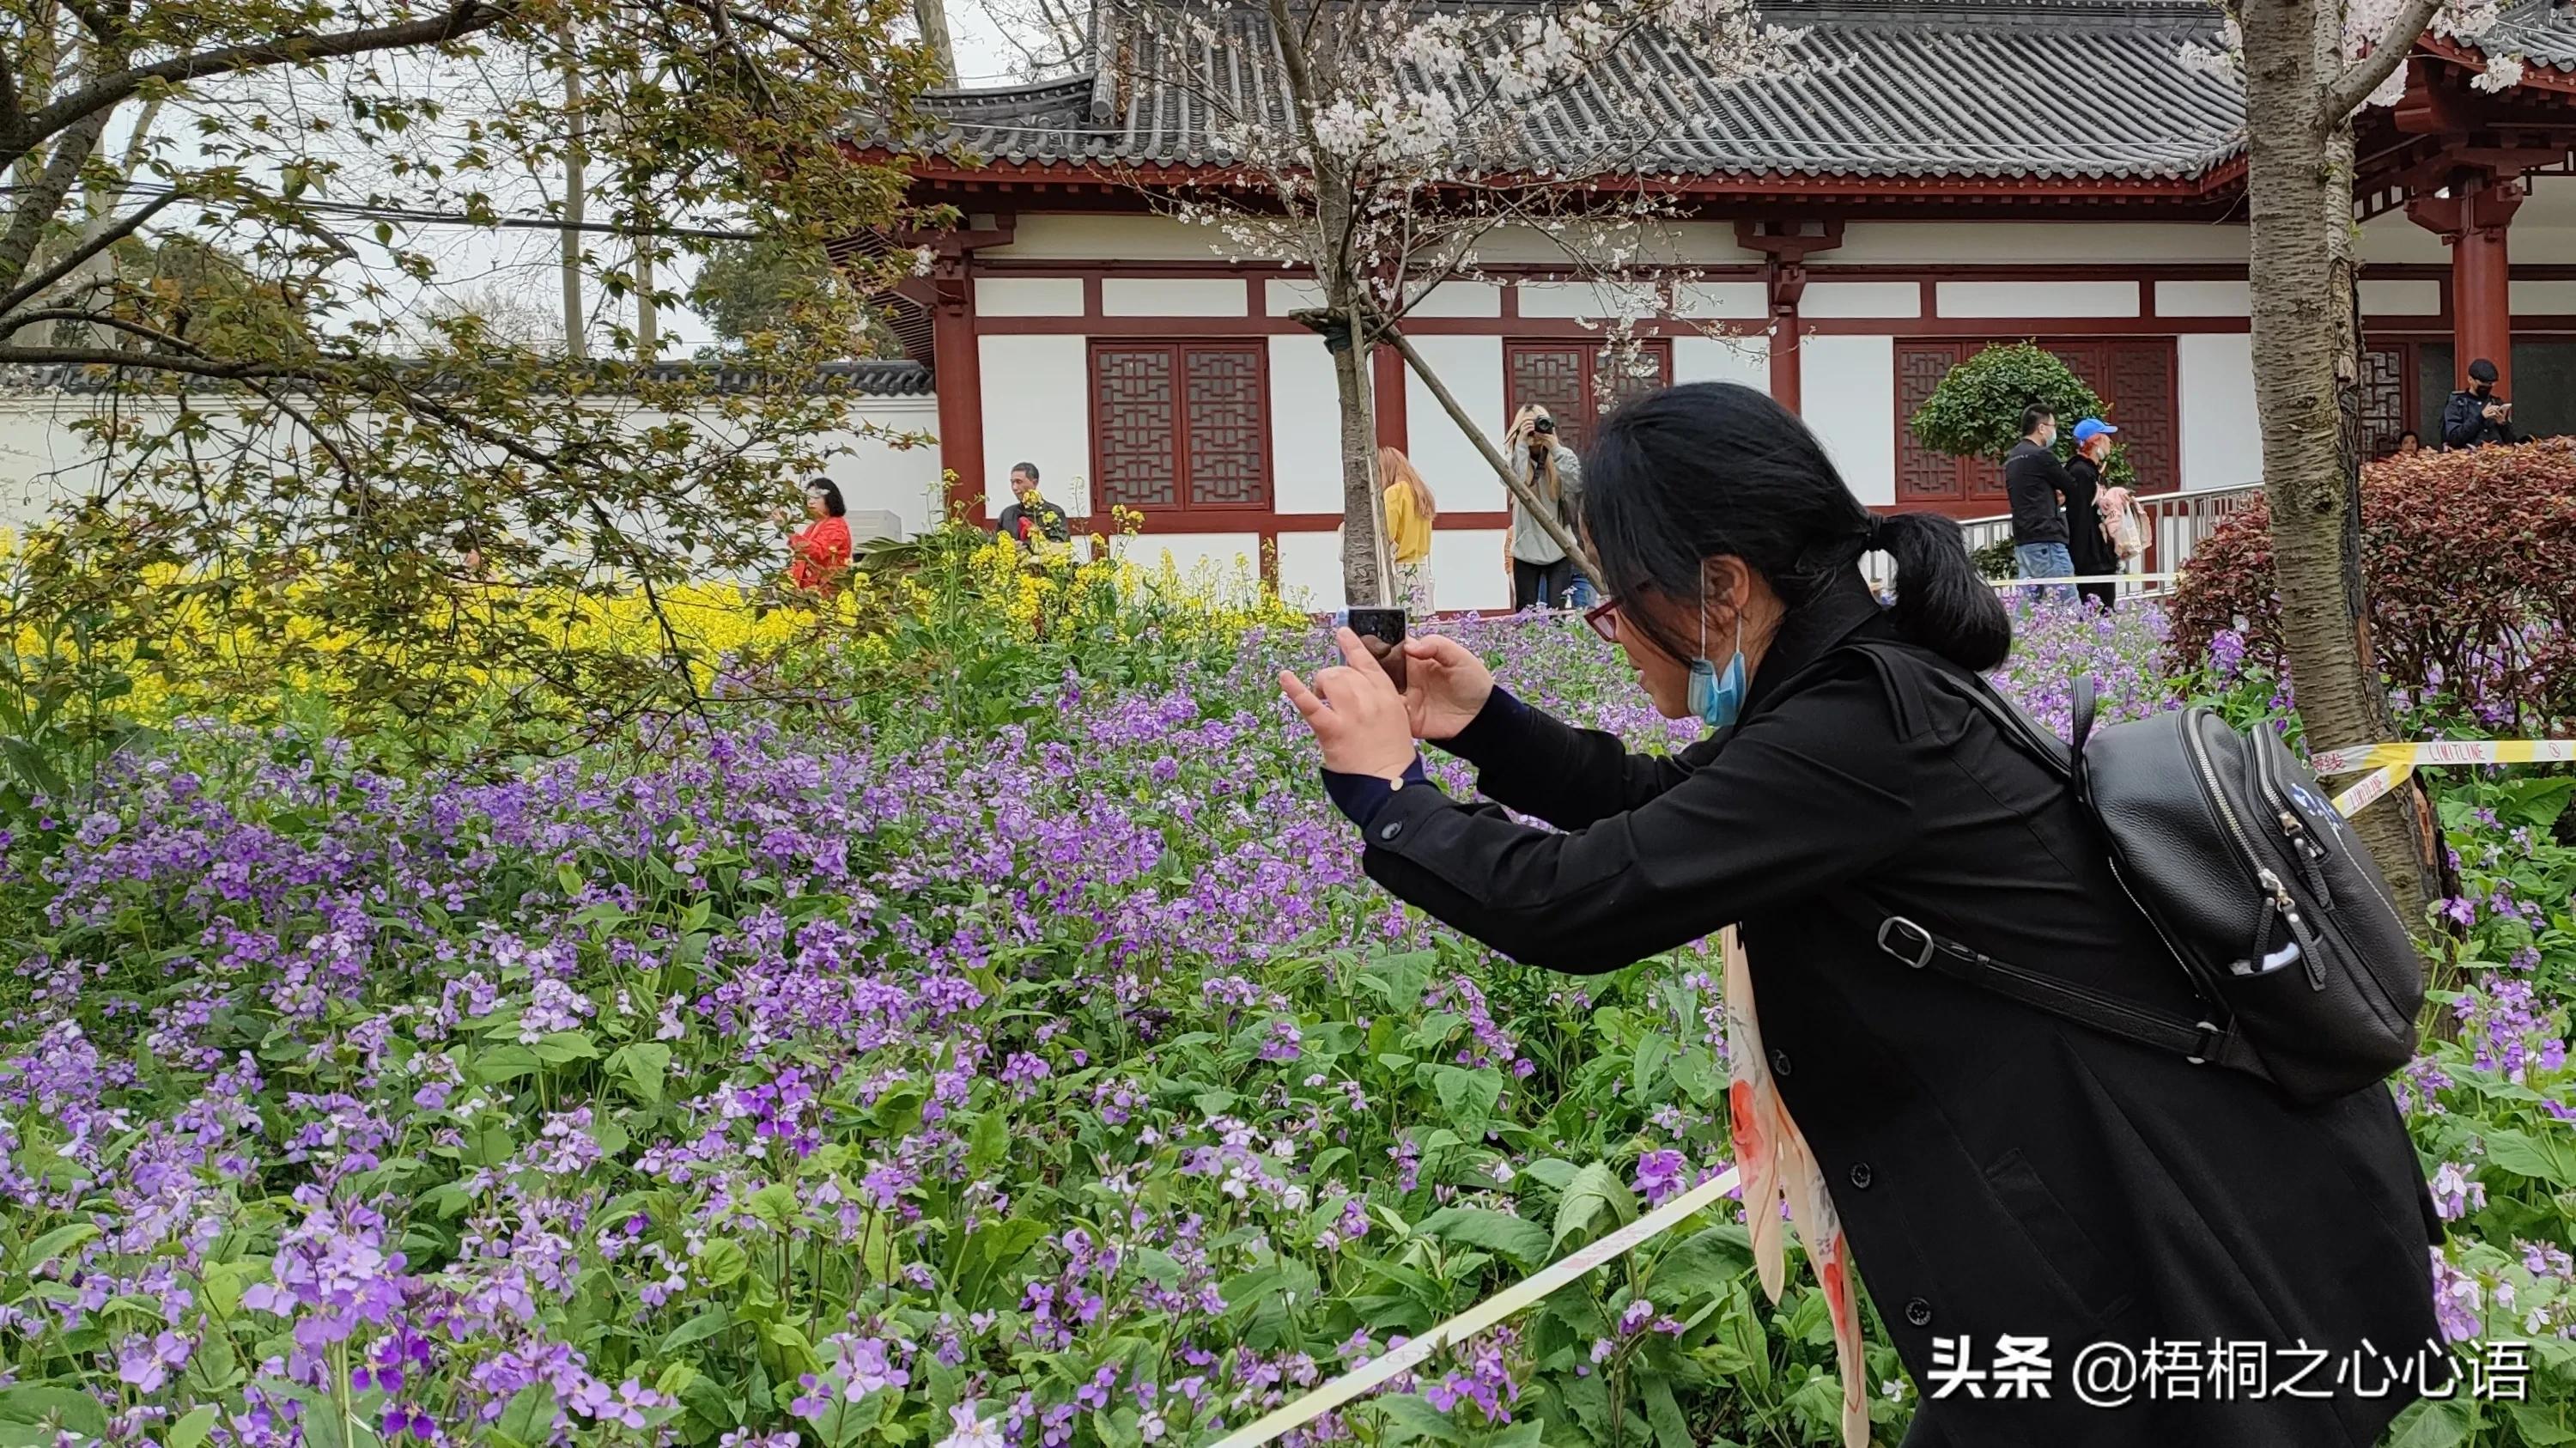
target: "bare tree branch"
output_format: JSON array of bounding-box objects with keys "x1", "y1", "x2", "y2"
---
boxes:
[
  {"x1": 0, "y1": 103, "x2": 108, "y2": 291},
  {"x1": 1, "y1": 0, "x2": 512, "y2": 171},
  {"x1": 2319, "y1": 0, "x2": 2445, "y2": 125},
  {"x1": 0, "y1": 185, "x2": 184, "y2": 317}
]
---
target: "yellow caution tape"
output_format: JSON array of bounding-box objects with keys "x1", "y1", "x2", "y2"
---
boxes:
[
  {"x1": 1204, "y1": 1166, "x2": 1744, "y2": 1448},
  {"x1": 2313, "y1": 739, "x2": 2576, "y2": 816}
]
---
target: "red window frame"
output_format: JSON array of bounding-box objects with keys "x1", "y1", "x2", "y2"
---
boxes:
[
  {"x1": 1503, "y1": 338, "x2": 1674, "y2": 454},
  {"x1": 1087, "y1": 339, "x2": 1273, "y2": 518},
  {"x1": 1892, "y1": 337, "x2": 2180, "y2": 518}
]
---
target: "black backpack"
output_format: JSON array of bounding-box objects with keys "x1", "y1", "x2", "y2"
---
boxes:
[{"x1": 1844, "y1": 639, "x2": 2426, "y2": 1105}]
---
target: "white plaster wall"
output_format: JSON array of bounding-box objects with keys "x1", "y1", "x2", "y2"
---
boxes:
[
  {"x1": 1800, "y1": 281, "x2": 1921, "y2": 319},
  {"x1": 982, "y1": 214, "x2": 1233, "y2": 261},
  {"x1": 0, "y1": 395, "x2": 951, "y2": 541},
  {"x1": 1431, "y1": 527, "x2": 1512, "y2": 612},
  {"x1": 2178, "y1": 332, "x2": 2262, "y2": 494},
  {"x1": 979, "y1": 333, "x2": 1091, "y2": 513},
  {"x1": 1403, "y1": 334, "x2": 1507, "y2": 512},
  {"x1": 1268, "y1": 334, "x2": 1345, "y2": 514},
  {"x1": 1674, "y1": 334, "x2": 1770, "y2": 393},
  {"x1": 1273, "y1": 530, "x2": 1344, "y2": 610},
  {"x1": 2361, "y1": 279, "x2": 2443, "y2": 315},
  {"x1": 1516, "y1": 280, "x2": 1662, "y2": 319},
  {"x1": 974, "y1": 277, "x2": 1084, "y2": 316},
  {"x1": 1101, "y1": 277, "x2": 1249, "y2": 316},
  {"x1": 1109, "y1": 532, "x2": 1266, "y2": 600},
  {"x1": 1938, "y1": 280, "x2": 2142, "y2": 319},
  {"x1": 1838, "y1": 221, "x2": 2249, "y2": 265},
  {"x1": 1267, "y1": 279, "x2": 1326, "y2": 315},
  {"x1": 2156, "y1": 280, "x2": 2251, "y2": 317},
  {"x1": 1400, "y1": 281, "x2": 1505, "y2": 318},
  {"x1": 1674, "y1": 283, "x2": 1768, "y2": 319},
  {"x1": 2513, "y1": 280, "x2": 2576, "y2": 313},
  {"x1": 1799, "y1": 336, "x2": 1895, "y2": 507}
]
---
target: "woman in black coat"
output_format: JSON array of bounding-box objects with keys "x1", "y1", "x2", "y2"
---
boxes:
[{"x1": 1280, "y1": 383, "x2": 2442, "y2": 1447}]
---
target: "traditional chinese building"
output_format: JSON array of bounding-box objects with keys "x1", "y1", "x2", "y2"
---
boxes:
[{"x1": 878, "y1": 0, "x2": 2576, "y2": 610}]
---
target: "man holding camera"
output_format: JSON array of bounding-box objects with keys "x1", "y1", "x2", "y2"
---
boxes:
[
  {"x1": 1504, "y1": 405, "x2": 1583, "y2": 611},
  {"x1": 2441, "y1": 357, "x2": 2519, "y2": 450}
]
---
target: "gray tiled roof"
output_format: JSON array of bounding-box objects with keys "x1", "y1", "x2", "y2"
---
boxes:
[
  {"x1": 914, "y1": 0, "x2": 2576, "y2": 183},
  {"x1": 0, "y1": 358, "x2": 934, "y2": 398},
  {"x1": 2483, "y1": 0, "x2": 2576, "y2": 73},
  {"x1": 920, "y1": 0, "x2": 2248, "y2": 182}
]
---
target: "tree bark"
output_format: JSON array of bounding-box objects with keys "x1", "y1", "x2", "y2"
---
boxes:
[
  {"x1": 1327, "y1": 294, "x2": 1385, "y2": 607},
  {"x1": 2240, "y1": 0, "x2": 2439, "y2": 929},
  {"x1": 913, "y1": 0, "x2": 957, "y2": 84},
  {"x1": 561, "y1": 37, "x2": 588, "y2": 362}
]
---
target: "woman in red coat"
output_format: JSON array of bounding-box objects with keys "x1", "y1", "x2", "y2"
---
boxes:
[{"x1": 787, "y1": 478, "x2": 853, "y2": 594}]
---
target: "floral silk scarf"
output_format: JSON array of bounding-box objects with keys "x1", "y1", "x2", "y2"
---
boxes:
[{"x1": 1722, "y1": 927, "x2": 1870, "y2": 1448}]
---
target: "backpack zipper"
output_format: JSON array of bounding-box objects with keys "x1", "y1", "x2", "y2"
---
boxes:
[
  {"x1": 2255, "y1": 867, "x2": 2330, "y2": 989},
  {"x1": 2184, "y1": 709, "x2": 2281, "y2": 968}
]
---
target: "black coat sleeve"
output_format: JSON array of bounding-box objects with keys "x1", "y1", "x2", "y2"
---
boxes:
[
  {"x1": 1436, "y1": 690, "x2": 1723, "y2": 831},
  {"x1": 1358, "y1": 669, "x2": 1923, "y2": 974},
  {"x1": 2442, "y1": 392, "x2": 2486, "y2": 448}
]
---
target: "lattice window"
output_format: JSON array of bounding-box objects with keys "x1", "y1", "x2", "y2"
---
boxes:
[
  {"x1": 1504, "y1": 339, "x2": 1671, "y2": 453},
  {"x1": 2362, "y1": 347, "x2": 2410, "y2": 457},
  {"x1": 1090, "y1": 342, "x2": 1271, "y2": 512},
  {"x1": 1896, "y1": 342, "x2": 1967, "y2": 504},
  {"x1": 1892, "y1": 336, "x2": 2181, "y2": 514}
]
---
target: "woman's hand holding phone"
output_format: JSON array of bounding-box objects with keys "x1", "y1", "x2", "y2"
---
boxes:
[
  {"x1": 1400, "y1": 635, "x2": 1493, "y2": 741},
  {"x1": 1279, "y1": 628, "x2": 1419, "y2": 780}
]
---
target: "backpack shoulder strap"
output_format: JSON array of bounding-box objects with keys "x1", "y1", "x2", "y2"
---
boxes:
[{"x1": 1834, "y1": 636, "x2": 2074, "y2": 782}]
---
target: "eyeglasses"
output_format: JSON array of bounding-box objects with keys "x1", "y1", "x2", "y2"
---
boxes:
[{"x1": 1583, "y1": 596, "x2": 1621, "y2": 643}]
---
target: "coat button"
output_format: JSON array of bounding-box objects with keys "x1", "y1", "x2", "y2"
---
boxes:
[
  {"x1": 1770, "y1": 1049, "x2": 1793, "y2": 1079},
  {"x1": 1848, "y1": 1163, "x2": 1873, "y2": 1189},
  {"x1": 1379, "y1": 820, "x2": 1403, "y2": 842},
  {"x1": 1904, "y1": 1298, "x2": 1933, "y2": 1328}
]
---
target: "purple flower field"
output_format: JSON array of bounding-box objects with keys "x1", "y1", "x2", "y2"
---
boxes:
[{"x1": 1, "y1": 597, "x2": 2570, "y2": 1448}]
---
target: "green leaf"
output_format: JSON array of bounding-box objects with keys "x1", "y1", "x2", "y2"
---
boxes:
[
  {"x1": 2385, "y1": 1397, "x2": 2475, "y2": 1448},
  {"x1": 530, "y1": 1031, "x2": 598, "y2": 1066},
  {"x1": 493, "y1": 1384, "x2": 557, "y2": 1448},
  {"x1": 2485, "y1": 1129, "x2": 2576, "y2": 1188},
  {"x1": 696, "y1": 1237, "x2": 749, "y2": 1287},
  {"x1": 659, "y1": 1305, "x2": 732, "y2": 1355},
  {"x1": 965, "y1": 1108, "x2": 1009, "y2": 1179},
  {"x1": 471, "y1": 1044, "x2": 542, "y2": 1085},
  {"x1": 1666, "y1": 1047, "x2": 1720, "y2": 1106},
  {"x1": 2511, "y1": 1403, "x2": 2576, "y2": 1447},
  {"x1": 1649, "y1": 1224, "x2": 1754, "y2": 1303},
  {"x1": 1416, "y1": 1207, "x2": 1550, "y2": 1269},
  {"x1": 1431, "y1": 1066, "x2": 1502, "y2": 1128},
  {"x1": 1552, "y1": 1161, "x2": 1637, "y2": 1249},
  {"x1": 16, "y1": 1222, "x2": 98, "y2": 1274},
  {"x1": 1358, "y1": 951, "x2": 1436, "y2": 1011},
  {"x1": 955, "y1": 1218, "x2": 1049, "y2": 1311},
  {"x1": 1631, "y1": 1033, "x2": 1673, "y2": 1097},
  {"x1": 169, "y1": 1404, "x2": 221, "y2": 1448},
  {"x1": 1643, "y1": 1374, "x2": 1694, "y2": 1448},
  {"x1": 1367, "y1": 1394, "x2": 1461, "y2": 1445},
  {"x1": 609, "y1": 1043, "x2": 671, "y2": 1104},
  {"x1": 0, "y1": 1386, "x2": 107, "y2": 1439}
]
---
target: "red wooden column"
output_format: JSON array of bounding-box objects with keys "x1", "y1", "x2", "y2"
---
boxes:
[
  {"x1": 1371, "y1": 342, "x2": 1408, "y2": 453},
  {"x1": 2455, "y1": 179, "x2": 2521, "y2": 394},
  {"x1": 1735, "y1": 219, "x2": 1843, "y2": 417},
  {"x1": 929, "y1": 260, "x2": 985, "y2": 526},
  {"x1": 2409, "y1": 177, "x2": 2524, "y2": 396}
]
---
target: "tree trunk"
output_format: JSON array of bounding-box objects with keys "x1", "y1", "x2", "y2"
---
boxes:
[
  {"x1": 914, "y1": 0, "x2": 957, "y2": 84},
  {"x1": 636, "y1": 237, "x2": 659, "y2": 361},
  {"x1": 561, "y1": 40, "x2": 588, "y2": 362},
  {"x1": 1329, "y1": 295, "x2": 1385, "y2": 607},
  {"x1": 2240, "y1": 0, "x2": 2439, "y2": 929}
]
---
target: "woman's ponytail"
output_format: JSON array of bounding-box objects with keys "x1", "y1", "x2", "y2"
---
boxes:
[{"x1": 1876, "y1": 510, "x2": 2010, "y2": 672}]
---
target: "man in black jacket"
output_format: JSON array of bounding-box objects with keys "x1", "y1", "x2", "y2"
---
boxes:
[
  {"x1": 994, "y1": 462, "x2": 1071, "y2": 551},
  {"x1": 2441, "y1": 357, "x2": 2519, "y2": 449},
  {"x1": 2002, "y1": 405, "x2": 2078, "y2": 602}
]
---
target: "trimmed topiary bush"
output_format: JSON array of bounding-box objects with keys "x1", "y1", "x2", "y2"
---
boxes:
[
  {"x1": 1908, "y1": 341, "x2": 2138, "y2": 490},
  {"x1": 2166, "y1": 438, "x2": 2576, "y2": 732}
]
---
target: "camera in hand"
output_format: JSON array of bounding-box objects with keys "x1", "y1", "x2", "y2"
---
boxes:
[
  {"x1": 1345, "y1": 606, "x2": 1409, "y2": 692},
  {"x1": 1531, "y1": 416, "x2": 1557, "y2": 436}
]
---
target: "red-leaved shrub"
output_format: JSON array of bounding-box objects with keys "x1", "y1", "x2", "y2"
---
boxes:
[{"x1": 2166, "y1": 437, "x2": 2576, "y2": 732}]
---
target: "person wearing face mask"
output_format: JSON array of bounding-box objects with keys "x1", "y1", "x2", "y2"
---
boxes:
[{"x1": 1279, "y1": 382, "x2": 2439, "y2": 1448}]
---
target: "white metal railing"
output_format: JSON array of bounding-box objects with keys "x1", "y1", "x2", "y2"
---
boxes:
[{"x1": 1953, "y1": 481, "x2": 2265, "y2": 599}]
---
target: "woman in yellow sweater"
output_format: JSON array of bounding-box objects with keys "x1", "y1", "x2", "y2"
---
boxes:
[{"x1": 1378, "y1": 446, "x2": 1437, "y2": 614}]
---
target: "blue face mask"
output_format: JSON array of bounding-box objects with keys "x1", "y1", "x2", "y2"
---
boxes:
[{"x1": 1686, "y1": 590, "x2": 1747, "y2": 729}]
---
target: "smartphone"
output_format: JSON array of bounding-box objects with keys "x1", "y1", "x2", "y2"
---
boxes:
[{"x1": 1343, "y1": 605, "x2": 1409, "y2": 692}]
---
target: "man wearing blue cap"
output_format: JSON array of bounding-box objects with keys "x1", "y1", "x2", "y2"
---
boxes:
[{"x1": 2064, "y1": 417, "x2": 2122, "y2": 611}]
